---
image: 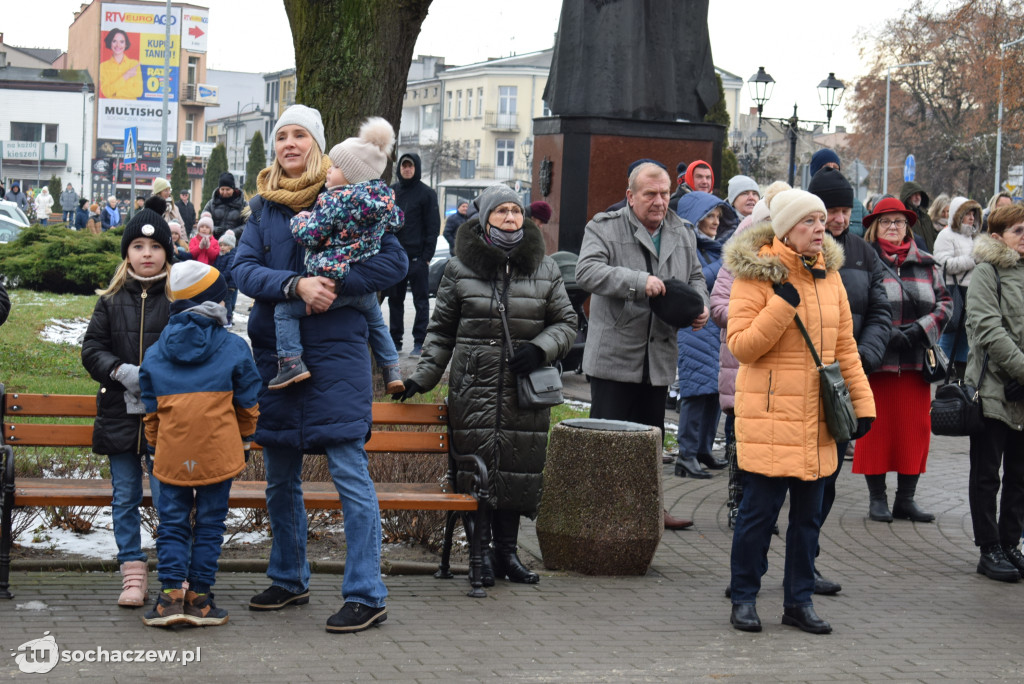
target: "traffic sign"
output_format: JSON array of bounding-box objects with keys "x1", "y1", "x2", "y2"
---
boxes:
[
  {"x1": 123, "y1": 127, "x2": 139, "y2": 165},
  {"x1": 903, "y1": 154, "x2": 916, "y2": 182}
]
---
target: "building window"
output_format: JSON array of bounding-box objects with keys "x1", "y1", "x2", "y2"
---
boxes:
[
  {"x1": 433, "y1": 87, "x2": 438, "y2": 96},
  {"x1": 446, "y1": 90, "x2": 453, "y2": 119},
  {"x1": 542, "y1": 99, "x2": 552, "y2": 117},
  {"x1": 422, "y1": 103, "x2": 439, "y2": 131},
  {"x1": 187, "y1": 56, "x2": 199, "y2": 85},
  {"x1": 10, "y1": 122, "x2": 58, "y2": 142},
  {"x1": 456, "y1": 90, "x2": 463, "y2": 118},
  {"x1": 185, "y1": 113, "x2": 196, "y2": 141},
  {"x1": 265, "y1": 82, "x2": 272, "y2": 105},
  {"x1": 475, "y1": 139, "x2": 481, "y2": 163},
  {"x1": 477, "y1": 87, "x2": 484, "y2": 116},
  {"x1": 496, "y1": 138, "x2": 515, "y2": 179},
  {"x1": 467, "y1": 89, "x2": 474, "y2": 119}
]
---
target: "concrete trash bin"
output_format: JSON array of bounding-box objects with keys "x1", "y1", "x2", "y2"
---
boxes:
[{"x1": 536, "y1": 418, "x2": 663, "y2": 575}]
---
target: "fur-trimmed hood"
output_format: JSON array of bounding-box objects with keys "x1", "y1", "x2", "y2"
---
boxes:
[
  {"x1": 454, "y1": 216, "x2": 546, "y2": 278},
  {"x1": 723, "y1": 222, "x2": 844, "y2": 284},
  {"x1": 973, "y1": 233, "x2": 1021, "y2": 269},
  {"x1": 950, "y1": 197, "x2": 982, "y2": 236}
]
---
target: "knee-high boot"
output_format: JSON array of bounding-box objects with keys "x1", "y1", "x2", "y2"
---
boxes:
[
  {"x1": 491, "y1": 510, "x2": 539, "y2": 584},
  {"x1": 865, "y1": 474, "x2": 893, "y2": 522},
  {"x1": 893, "y1": 473, "x2": 935, "y2": 522},
  {"x1": 480, "y1": 508, "x2": 495, "y2": 587},
  {"x1": 726, "y1": 436, "x2": 741, "y2": 529}
]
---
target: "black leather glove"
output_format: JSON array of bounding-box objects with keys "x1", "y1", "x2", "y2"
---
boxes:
[
  {"x1": 889, "y1": 326, "x2": 911, "y2": 351},
  {"x1": 1005, "y1": 380, "x2": 1024, "y2": 402},
  {"x1": 772, "y1": 282, "x2": 800, "y2": 307},
  {"x1": 901, "y1": 323, "x2": 927, "y2": 349},
  {"x1": 391, "y1": 380, "x2": 422, "y2": 402},
  {"x1": 509, "y1": 343, "x2": 545, "y2": 374},
  {"x1": 850, "y1": 417, "x2": 874, "y2": 440}
]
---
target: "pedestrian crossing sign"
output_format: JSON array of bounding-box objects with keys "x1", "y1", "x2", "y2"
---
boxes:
[{"x1": 123, "y1": 127, "x2": 138, "y2": 165}]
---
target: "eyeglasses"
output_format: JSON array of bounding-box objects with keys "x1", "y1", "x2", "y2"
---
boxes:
[
  {"x1": 877, "y1": 218, "x2": 908, "y2": 229},
  {"x1": 491, "y1": 207, "x2": 523, "y2": 218}
]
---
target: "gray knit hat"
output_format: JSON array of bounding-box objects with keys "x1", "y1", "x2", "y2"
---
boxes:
[
  {"x1": 272, "y1": 104, "x2": 326, "y2": 153},
  {"x1": 727, "y1": 175, "x2": 760, "y2": 205},
  {"x1": 328, "y1": 117, "x2": 394, "y2": 185},
  {"x1": 474, "y1": 185, "x2": 523, "y2": 227}
]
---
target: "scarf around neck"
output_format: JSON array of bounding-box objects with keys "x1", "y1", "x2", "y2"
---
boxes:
[
  {"x1": 256, "y1": 154, "x2": 330, "y2": 212},
  {"x1": 878, "y1": 237, "x2": 911, "y2": 266},
  {"x1": 485, "y1": 225, "x2": 524, "y2": 250}
]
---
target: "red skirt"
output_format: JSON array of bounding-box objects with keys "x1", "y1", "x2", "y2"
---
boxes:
[{"x1": 852, "y1": 372, "x2": 931, "y2": 475}]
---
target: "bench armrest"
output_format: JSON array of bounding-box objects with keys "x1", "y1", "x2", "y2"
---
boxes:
[{"x1": 449, "y1": 451, "x2": 489, "y2": 502}]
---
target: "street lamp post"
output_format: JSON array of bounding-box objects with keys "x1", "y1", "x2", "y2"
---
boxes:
[
  {"x1": 995, "y1": 37, "x2": 1024, "y2": 197},
  {"x1": 747, "y1": 66, "x2": 845, "y2": 187},
  {"x1": 521, "y1": 137, "x2": 533, "y2": 178},
  {"x1": 233, "y1": 101, "x2": 261, "y2": 186},
  {"x1": 883, "y1": 60, "x2": 931, "y2": 194}
]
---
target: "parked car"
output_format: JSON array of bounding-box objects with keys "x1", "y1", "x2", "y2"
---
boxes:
[
  {"x1": 0, "y1": 215, "x2": 25, "y2": 243},
  {"x1": 0, "y1": 200, "x2": 30, "y2": 228}
]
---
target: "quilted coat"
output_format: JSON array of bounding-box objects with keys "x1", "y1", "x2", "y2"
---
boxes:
[
  {"x1": 408, "y1": 218, "x2": 576, "y2": 515},
  {"x1": 140, "y1": 303, "x2": 261, "y2": 487},
  {"x1": 232, "y1": 194, "x2": 408, "y2": 450},
  {"x1": 676, "y1": 224, "x2": 724, "y2": 397},
  {"x1": 724, "y1": 224, "x2": 875, "y2": 481},
  {"x1": 81, "y1": 277, "x2": 171, "y2": 456},
  {"x1": 869, "y1": 239, "x2": 952, "y2": 374},
  {"x1": 966, "y1": 235, "x2": 1024, "y2": 430}
]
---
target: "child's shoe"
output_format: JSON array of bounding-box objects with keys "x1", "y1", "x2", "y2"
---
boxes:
[
  {"x1": 142, "y1": 588, "x2": 188, "y2": 627},
  {"x1": 383, "y1": 364, "x2": 405, "y2": 395},
  {"x1": 118, "y1": 560, "x2": 148, "y2": 607},
  {"x1": 268, "y1": 355, "x2": 311, "y2": 389},
  {"x1": 184, "y1": 590, "x2": 229, "y2": 626}
]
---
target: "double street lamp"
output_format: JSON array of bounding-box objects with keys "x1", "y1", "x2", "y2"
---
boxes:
[
  {"x1": 995, "y1": 37, "x2": 1024, "y2": 197},
  {"x1": 882, "y1": 61, "x2": 931, "y2": 193},
  {"x1": 748, "y1": 67, "x2": 845, "y2": 186}
]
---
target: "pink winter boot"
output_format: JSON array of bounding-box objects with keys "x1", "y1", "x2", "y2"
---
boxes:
[{"x1": 118, "y1": 561, "x2": 149, "y2": 607}]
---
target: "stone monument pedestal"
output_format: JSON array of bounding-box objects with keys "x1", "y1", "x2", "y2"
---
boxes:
[
  {"x1": 536, "y1": 418, "x2": 662, "y2": 575},
  {"x1": 531, "y1": 116, "x2": 725, "y2": 255}
]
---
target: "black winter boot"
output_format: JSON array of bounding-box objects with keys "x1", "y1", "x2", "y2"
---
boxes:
[
  {"x1": 892, "y1": 474, "x2": 935, "y2": 522},
  {"x1": 865, "y1": 474, "x2": 893, "y2": 522},
  {"x1": 480, "y1": 510, "x2": 495, "y2": 588},
  {"x1": 491, "y1": 510, "x2": 539, "y2": 584},
  {"x1": 726, "y1": 438, "x2": 741, "y2": 530}
]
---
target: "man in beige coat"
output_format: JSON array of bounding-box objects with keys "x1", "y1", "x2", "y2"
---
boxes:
[{"x1": 576, "y1": 162, "x2": 710, "y2": 529}]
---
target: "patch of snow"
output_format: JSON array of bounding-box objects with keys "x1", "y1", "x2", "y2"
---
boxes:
[
  {"x1": 16, "y1": 508, "x2": 152, "y2": 559},
  {"x1": 16, "y1": 600, "x2": 49, "y2": 611},
  {"x1": 39, "y1": 318, "x2": 90, "y2": 346}
]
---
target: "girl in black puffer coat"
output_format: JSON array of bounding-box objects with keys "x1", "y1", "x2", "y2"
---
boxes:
[
  {"x1": 81, "y1": 196, "x2": 174, "y2": 607},
  {"x1": 400, "y1": 185, "x2": 577, "y2": 586}
]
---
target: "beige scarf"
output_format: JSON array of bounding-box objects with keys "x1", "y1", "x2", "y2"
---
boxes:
[{"x1": 256, "y1": 154, "x2": 330, "y2": 212}]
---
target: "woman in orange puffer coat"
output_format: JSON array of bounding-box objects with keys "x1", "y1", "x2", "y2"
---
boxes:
[{"x1": 723, "y1": 189, "x2": 876, "y2": 636}]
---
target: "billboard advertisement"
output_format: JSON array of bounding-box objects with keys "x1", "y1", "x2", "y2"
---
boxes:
[
  {"x1": 98, "y1": 2, "x2": 180, "y2": 141},
  {"x1": 181, "y1": 8, "x2": 209, "y2": 53}
]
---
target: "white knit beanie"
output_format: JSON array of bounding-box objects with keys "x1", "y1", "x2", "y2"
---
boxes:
[
  {"x1": 272, "y1": 104, "x2": 326, "y2": 153},
  {"x1": 328, "y1": 117, "x2": 395, "y2": 185},
  {"x1": 152, "y1": 177, "x2": 171, "y2": 195},
  {"x1": 770, "y1": 189, "x2": 826, "y2": 238}
]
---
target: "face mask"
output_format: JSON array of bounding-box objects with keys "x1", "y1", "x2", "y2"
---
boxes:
[{"x1": 488, "y1": 224, "x2": 524, "y2": 250}]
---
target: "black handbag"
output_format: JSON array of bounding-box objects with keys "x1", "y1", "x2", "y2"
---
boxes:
[
  {"x1": 794, "y1": 313, "x2": 858, "y2": 443},
  {"x1": 922, "y1": 344, "x2": 950, "y2": 384},
  {"x1": 929, "y1": 271, "x2": 1000, "y2": 436},
  {"x1": 494, "y1": 283, "x2": 564, "y2": 410}
]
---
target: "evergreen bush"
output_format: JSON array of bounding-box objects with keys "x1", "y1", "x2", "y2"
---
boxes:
[
  {"x1": 201, "y1": 144, "x2": 228, "y2": 208},
  {"x1": 49, "y1": 176, "x2": 63, "y2": 214},
  {"x1": 171, "y1": 154, "x2": 189, "y2": 195},
  {"x1": 0, "y1": 225, "x2": 123, "y2": 294},
  {"x1": 245, "y1": 131, "x2": 266, "y2": 195}
]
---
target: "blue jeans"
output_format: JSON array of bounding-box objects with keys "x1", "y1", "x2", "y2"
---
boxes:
[
  {"x1": 225, "y1": 287, "x2": 238, "y2": 323},
  {"x1": 63, "y1": 211, "x2": 75, "y2": 224},
  {"x1": 263, "y1": 441, "x2": 387, "y2": 608},
  {"x1": 939, "y1": 325, "x2": 969, "y2": 364},
  {"x1": 273, "y1": 292, "x2": 398, "y2": 369},
  {"x1": 677, "y1": 394, "x2": 721, "y2": 457},
  {"x1": 730, "y1": 472, "x2": 825, "y2": 607},
  {"x1": 108, "y1": 452, "x2": 161, "y2": 564},
  {"x1": 155, "y1": 478, "x2": 232, "y2": 593}
]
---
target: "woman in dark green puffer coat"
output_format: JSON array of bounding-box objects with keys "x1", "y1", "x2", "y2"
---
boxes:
[{"x1": 399, "y1": 185, "x2": 576, "y2": 585}]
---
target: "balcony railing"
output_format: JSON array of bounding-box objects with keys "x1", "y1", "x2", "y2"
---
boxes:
[{"x1": 483, "y1": 111, "x2": 519, "y2": 132}]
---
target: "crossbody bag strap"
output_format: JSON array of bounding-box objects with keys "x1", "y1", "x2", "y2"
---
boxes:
[
  {"x1": 792, "y1": 312, "x2": 825, "y2": 370},
  {"x1": 491, "y1": 281, "x2": 515, "y2": 360}
]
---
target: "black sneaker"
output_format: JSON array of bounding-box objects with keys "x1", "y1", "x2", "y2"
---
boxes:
[
  {"x1": 977, "y1": 546, "x2": 1020, "y2": 582},
  {"x1": 185, "y1": 590, "x2": 229, "y2": 626},
  {"x1": 268, "y1": 356, "x2": 311, "y2": 390},
  {"x1": 1003, "y1": 545, "x2": 1024, "y2": 575},
  {"x1": 325, "y1": 602, "x2": 387, "y2": 633},
  {"x1": 249, "y1": 585, "x2": 310, "y2": 611}
]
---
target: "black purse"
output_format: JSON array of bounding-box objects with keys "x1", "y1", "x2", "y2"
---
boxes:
[
  {"x1": 793, "y1": 313, "x2": 858, "y2": 443},
  {"x1": 929, "y1": 271, "x2": 1000, "y2": 436},
  {"x1": 878, "y1": 257, "x2": 947, "y2": 383},
  {"x1": 494, "y1": 283, "x2": 564, "y2": 410}
]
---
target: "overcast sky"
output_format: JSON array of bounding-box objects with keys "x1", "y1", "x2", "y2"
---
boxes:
[{"x1": 4, "y1": 0, "x2": 918, "y2": 130}]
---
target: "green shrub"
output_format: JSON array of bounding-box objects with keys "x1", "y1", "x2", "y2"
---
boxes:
[
  {"x1": 49, "y1": 176, "x2": 63, "y2": 214},
  {"x1": 0, "y1": 225, "x2": 123, "y2": 294}
]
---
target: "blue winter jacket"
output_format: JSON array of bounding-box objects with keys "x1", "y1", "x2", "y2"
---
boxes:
[
  {"x1": 213, "y1": 249, "x2": 236, "y2": 288},
  {"x1": 232, "y1": 193, "x2": 408, "y2": 450},
  {"x1": 675, "y1": 197, "x2": 725, "y2": 398}
]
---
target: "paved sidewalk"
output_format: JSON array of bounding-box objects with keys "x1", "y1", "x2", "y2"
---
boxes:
[{"x1": 3, "y1": 423, "x2": 1021, "y2": 682}]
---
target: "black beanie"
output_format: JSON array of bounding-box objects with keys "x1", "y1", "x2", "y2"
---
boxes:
[
  {"x1": 807, "y1": 167, "x2": 854, "y2": 209},
  {"x1": 218, "y1": 172, "x2": 236, "y2": 189},
  {"x1": 121, "y1": 196, "x2": 174, "y2": 261},
  {"x1": 649, "y1": 278, "x2": 705, "y2": 328}
]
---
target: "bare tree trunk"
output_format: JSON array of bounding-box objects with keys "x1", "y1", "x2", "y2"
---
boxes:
[{"x1": 283, "y1": 0, "x2": 434, "y2": 182}]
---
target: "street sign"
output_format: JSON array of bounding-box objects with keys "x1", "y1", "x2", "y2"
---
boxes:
[
  {"x1": 903, "y1": 154, "x2": 916, "y2": 182},
  {"x1": 123, "y1": 127, "x2": 138, "y2": 165},
  {"x1": 1003, "y1": 182, "x2": 1018, "y2": 195}
]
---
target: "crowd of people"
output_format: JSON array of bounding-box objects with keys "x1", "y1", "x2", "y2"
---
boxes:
[{"x1": 10, "y1": 98, "x2": 1022, "y2": 638}]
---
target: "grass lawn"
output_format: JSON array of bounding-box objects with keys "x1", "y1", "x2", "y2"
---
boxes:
[{"x1": 1, "y1": 289, "x2": 100, "y2": 394}]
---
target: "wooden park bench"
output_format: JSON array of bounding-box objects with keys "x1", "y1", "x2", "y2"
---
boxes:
[{"x1": 0, "y1": 385, "x2": 489, "y2": 600}]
